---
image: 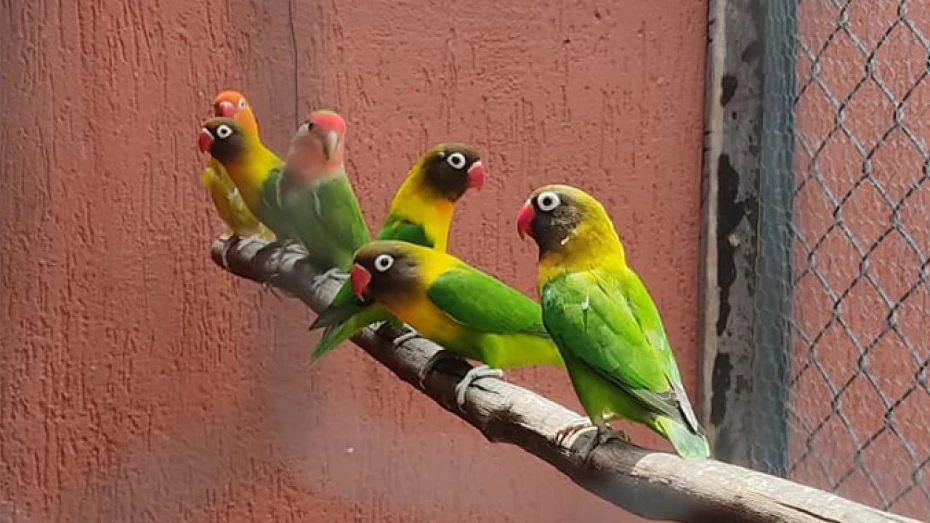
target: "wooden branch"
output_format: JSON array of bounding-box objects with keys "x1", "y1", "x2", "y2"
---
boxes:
[{"x1": 211, "y1": 237, "x2": 919, "y2": 523}]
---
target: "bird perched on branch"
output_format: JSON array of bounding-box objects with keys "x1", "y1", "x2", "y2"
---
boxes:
[
  {"x1": 308, "y1": 143, "x2": 486, "y2": 362},
  {"x1": 517, "y1": 184, "x2": 710, "y2": 459},
  {"x1": 278, "y1": 110, "x2": 370, "y2": 281},
  {"x1": 200, "y1": 91, "x2": 274, "y2": 242},
  {"x1": 348, "y1": 240, "x2": 564, "y2": 407},
  {"x1": 198, "y1": 117, "x2": 294, "y2": 243}
]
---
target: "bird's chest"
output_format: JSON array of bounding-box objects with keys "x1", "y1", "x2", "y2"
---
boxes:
[{"x1": 384, "y1": 295, "x2": 464, "y2": 344}]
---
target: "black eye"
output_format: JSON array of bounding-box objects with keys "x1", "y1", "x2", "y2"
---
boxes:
[
  {"x1": 238, "y1": 99, "x2": 247, "y2": 109},
  {"x1": 374, "y1": 254, "x2": 394, "y2": 272},
  {"x1": 216, "y1": 124, "x2": 233, "y2": 139},
  {"x1": 446, "y1": 152, "x2": 467, "y2": 170},
  {"x1": 305, "y1": 120, "x2": 314, "y2": 132},
  {"x1": 537, "y1": 191, "x2": 560, "y2": 212}
]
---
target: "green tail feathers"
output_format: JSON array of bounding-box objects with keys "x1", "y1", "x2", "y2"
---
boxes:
[
  {"x1": 310, "y1": 302, "x2": 396, "y2": 364},
  {"x1": 653, "y1": 416, "x2": 710, "y2": 459}
]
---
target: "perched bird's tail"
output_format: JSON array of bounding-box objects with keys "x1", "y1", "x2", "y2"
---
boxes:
[
  {"x1": 653, "y1": 416, "x2": 711, "y2": 459},
  {"x1": 309, "y1": 303, "x2": 394, "y2": 364}
]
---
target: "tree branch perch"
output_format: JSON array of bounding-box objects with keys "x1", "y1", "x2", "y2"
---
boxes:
[{"x1": 211, "y1": 237, "x2": 919, "y2": 523}]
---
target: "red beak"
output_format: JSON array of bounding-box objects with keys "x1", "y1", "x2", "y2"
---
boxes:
[
  {"x1": 516, "y1": 203, "x2": 535, "y2": 240},
  {"x1": 466, "y1": 161, "x2": 486, "y2": 191},
  {"x1": 215, "y1": 100, "x2": 236, "y2": 117},
  {"x1": 350, "y1": 263, "x2": 372, "y2": 300},
  {"x1": 198, "y1": 128, "x2": 213, "y2": 154}
]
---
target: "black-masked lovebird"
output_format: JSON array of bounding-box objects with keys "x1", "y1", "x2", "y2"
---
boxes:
[
  {"x1": 517, "y1": 184, "x2": 709, "y2": 459},
  {"x1": 349, "y1": 240, "x2": 564, "y2": 407},
  {"x1": 199, "y1": 90, "x2": 274, "y2": 241}
]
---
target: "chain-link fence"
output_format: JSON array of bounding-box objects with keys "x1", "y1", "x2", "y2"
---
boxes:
[{"x1": 775, "y1": 1, "x2": 930, "y2": 519}]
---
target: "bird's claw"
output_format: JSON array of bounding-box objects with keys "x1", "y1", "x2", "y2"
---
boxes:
[
  {"x1": 554, "y1": 417, "x2": 596, "y2": 447},
  {"x1": 575, "y1": 426, "x2": 629, "y2": 462},
  {"x1": 454, "y1": 365, "x2": 504, "y2": 409},
  {"x1": 392, "y1": 329, "x2": 422, "y2": 349},
  {"x1": 310, "y1": 268, "x2": 349, "y2": 292}
]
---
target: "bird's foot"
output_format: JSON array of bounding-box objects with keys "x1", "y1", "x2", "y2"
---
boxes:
[
  {"x1": 392, "y1": 328, "x2": 422, "y2": 349},
  {"x1": 310, "y1": 268, "x2": 349, "y2": 292},
  {"x1": 575, "y1": 426, "x2": 629, "y2": 462},
  {"x1": 554, "y1": 417, "x2": 596, "y2": 447},
  {"x1": 454, "y1": 364, "x2": 504, "y2": 409}
]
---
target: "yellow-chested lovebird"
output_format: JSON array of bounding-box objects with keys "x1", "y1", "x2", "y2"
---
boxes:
[
  {"x1": 349, "y1": 240, "x2": 563, "y2": 407},
  {"x1": 308, "y1": 144, "x2": 486, "y2": 362},
  {"x1": 517, "y1": 184, "x2": 709, "y2": 459},
  {"x1": 278, "y1": 110, "x2": 370, "y2": 280},
  {"x1": 200, "y1": 90, "x2": 274, "y2": 241},
  {"x1": 198, "y1": 117, "x2": 296, "y2": 243}
]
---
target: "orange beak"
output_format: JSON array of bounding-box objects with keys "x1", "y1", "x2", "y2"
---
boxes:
[
  {"x1": 198, "y1": 129, "x2": 213, "y2": 154},
  {"x1": 467, "y1": 161, "x2": 486, "y2": 191},
  {"x1": 516, "y1": 203, "x2": 535, "y2": 240},
  {"x1": 351, "y1": 263, "x2": 372, "y2": 300}
]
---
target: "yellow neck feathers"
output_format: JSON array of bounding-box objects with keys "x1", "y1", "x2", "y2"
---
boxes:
[
  {"x1": 537, "y1": 211, "x2": 626, "y2": 288},
  {"x1": 388, "y1": 159, "x2": 455, "y2": 252}
]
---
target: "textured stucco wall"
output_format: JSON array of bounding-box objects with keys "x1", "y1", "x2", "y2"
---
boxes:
[{"x1": 0, "y1": 0, "x2": 707, "y2": 521}]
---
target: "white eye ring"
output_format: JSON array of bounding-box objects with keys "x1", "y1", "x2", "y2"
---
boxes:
[
  {"x1": 536, "y1": 191, "x2": 561, "y2": 212},
  {"x1": 374, "y1": 254, "x2": 394, "y2": 272},
  {"x1": 446, "y1": 152, "x2": 467, "y2": 170},
  {"x1": 238, "y1": 98, "x2": 247, "y2": 109},
  {"x1": 216, "y1": 124, "x2": 233, "y2": 139}
]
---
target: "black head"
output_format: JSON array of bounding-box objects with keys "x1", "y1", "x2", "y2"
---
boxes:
[
  {"x1": 517, "y1": 185, "x2": 588, "y2": 255},
  {"x1": 199, "y1": 117, "x2": 248, "y2": 164},
  {"x1": 418, "y1": 143, "x2": 486, "y2": 201},
  {"x1": 350, "y1": 241, "x2": 423, "y2": 301}
]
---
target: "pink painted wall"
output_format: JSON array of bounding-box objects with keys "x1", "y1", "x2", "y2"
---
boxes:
[{"x1": 0, "y1": 0, "x2": 708, "y2": 521}]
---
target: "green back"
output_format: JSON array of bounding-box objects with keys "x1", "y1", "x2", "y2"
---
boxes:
[
  {"x1": 426, "y1": 266, "x2": 549, "y2": 337},
  {"x1": 257, "y1": 167, "x2": 299, "y2": 240},
  {"x1": 281, "y1": 173, "x2": 371, "y2": 271},
  {"x1": 540, "y1": 270, "x2": 684, "y2": 423}
]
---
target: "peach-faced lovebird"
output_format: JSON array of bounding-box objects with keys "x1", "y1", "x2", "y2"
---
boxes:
[
  {"x1": 517, "y1": 185, "x2": 709, "y2": 459},
  {"x1": 279, "y1": 110, "x2": 370, "y2": 281},
  {"x1": 349, "y1": 240, "x2": 563, "y2": 407},
  {"x1": 308, "y1": 144, "x2": 486, "y2": 362},
  {"x1": 200, "y1": 91, "x2": 274, "y2": 241}
]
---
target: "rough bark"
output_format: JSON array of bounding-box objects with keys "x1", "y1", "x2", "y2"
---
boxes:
[{"x1": 212, "y1": 237, "x2": 919, "y2": 523}]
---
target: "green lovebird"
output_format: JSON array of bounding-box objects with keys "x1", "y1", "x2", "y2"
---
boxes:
[
  {"x1": 348, "y1": 240, "x2": 564, "y2": 407},
  {"x1": 307, "y1": 143, "x2": 486, "y2": 362},
  {"x1": 517, "y1": 184, "x2": 710, "y2": 459},
  {"x1": 279, "y1": 110, "x2": 370, "y2": 277}
]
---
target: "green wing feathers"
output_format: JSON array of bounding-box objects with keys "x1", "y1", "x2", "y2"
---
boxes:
[
  {"x1": 281, "y1": 175, "x2": 370, "y2": 271},
  {"x1": 426, "y1": 267, "x2": 550, "y2": 337},
  {"x1": 542, "y1": 271, "x2": 708, "y2": 457}
]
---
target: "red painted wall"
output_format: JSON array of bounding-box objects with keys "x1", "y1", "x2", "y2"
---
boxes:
[{"x1": 0, "y1": 0, "x2": 707, "y2": 521}]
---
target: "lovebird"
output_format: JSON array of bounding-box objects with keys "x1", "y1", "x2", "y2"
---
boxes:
[
  {"x1": 349, "y1": 240, "x2": 564, "y2": 407},
  {"x1": 279, "y1": 110, "x2": 370, "y2": 277},
  {"x1": 198, "y1": 117, "x2": 295, "y2": 243},
  {"x1": 200, "y1": 91, "x2": 274, "y2": 241},
  {"x1": 308, "y1": 144, "x2": 485, "y2": 362},
  {"x1": 517, "y1": 184, "x2": 710, "y2": 459}
]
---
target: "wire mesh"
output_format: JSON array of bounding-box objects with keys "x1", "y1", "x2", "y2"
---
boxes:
[{"x1": 784, "y1": 0, "x2": 930, "y2": 518}]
